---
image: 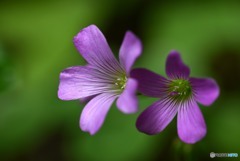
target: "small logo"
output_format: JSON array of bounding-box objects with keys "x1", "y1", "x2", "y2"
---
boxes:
[
  {"x1": 210, "y1": 152, "x2": 215, "y2": 158},
  {"x1": 210, "y1": 152, "x2": 238, "y2": 158}
]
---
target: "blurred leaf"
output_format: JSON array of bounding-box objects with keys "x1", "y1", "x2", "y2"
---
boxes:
[{"x1": 0, "y1": 45, "x2": 17, "y2": 92}]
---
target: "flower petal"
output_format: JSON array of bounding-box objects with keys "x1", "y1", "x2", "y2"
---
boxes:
[
  {"x1": 119, "y1": 31, "x2": 142, "y2": 74},
  {"x1": 131, "y1": 68, "x2": 168, "y2": 97},
  {"x1": 136, "y1": 98, "x2": 178, "y2": 135},
  {"x1": 58, "y1": 66, "x2": 113, "y2": 100},
  {"x1": 80, "y1": 93, "x2": 117, "y2": 135},
  {"x1": 166, "y1": 50, "x2": 190, "y2": 79},
  {"x1": 73, "y1": 25, "x2": 123, "y2": 74},
  {"x1": 116, "y1": 78, "x2": 138, "y2": 114},
  {"x1": 190, "y1": 77, "x2": 220, "y2": 106},
  {"x1": 177, "y1": 100, "x2": 206, "y2": 144}
]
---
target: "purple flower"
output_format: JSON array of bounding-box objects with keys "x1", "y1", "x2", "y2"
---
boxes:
[
  {"x1": 58, "y1": 25, "x2": 142, "y2": 135},
  {"x1": 131, "y1": 51, "x2": 219, "y2": 144}
]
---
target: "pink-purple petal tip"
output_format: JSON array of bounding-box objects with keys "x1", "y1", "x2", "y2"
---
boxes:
[
  {"x1": 177, "y1": 100, "x2": 207, "y2": 144},
  {"x1": 166, "y1": 50, "x2": 190, "y2": 79},
  {"x1": 80, "y1": 93, "x2": 116, "y2": 135},
  {"x1": 136, "y1": 98, "x2": 178, "y2": 135},
  {"x1": 190, "y1": 77, "x2": 220, "y2": 106},
  {"x1": 119, "y1": 31, "x2": 142, "y2": 75}
]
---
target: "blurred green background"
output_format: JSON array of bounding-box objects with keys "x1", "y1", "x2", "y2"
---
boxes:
[{"x1": 1, "y1": 0, "x2": 240, "y2": 161}]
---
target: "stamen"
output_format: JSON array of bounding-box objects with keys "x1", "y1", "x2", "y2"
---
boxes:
[
  {"x1": 168, "y1": 79, "x2": 192, "y2": 102},
  {"x1": 114, "y1": 75, "x2": 127, "y2": 91}
]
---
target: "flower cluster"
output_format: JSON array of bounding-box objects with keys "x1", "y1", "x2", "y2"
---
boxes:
[{"x1": 58, "y1": 25, "x2": 219, "y2": 143}]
